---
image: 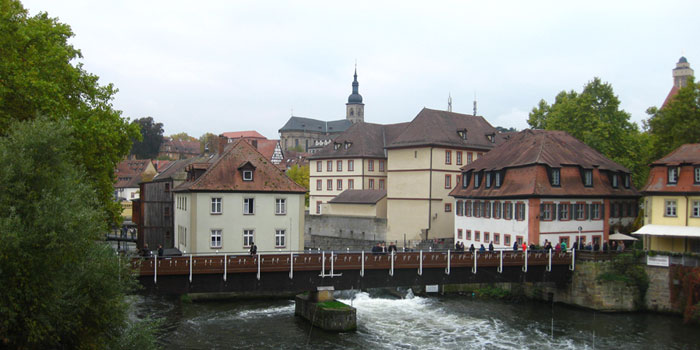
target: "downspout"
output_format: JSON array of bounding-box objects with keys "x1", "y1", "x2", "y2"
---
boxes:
[
  {"x1": 427, "y1": 147, "x2": 433, "y2": 240},
  {"x1": 686, "y1": 195, "x2": 690, "y2": 252}
]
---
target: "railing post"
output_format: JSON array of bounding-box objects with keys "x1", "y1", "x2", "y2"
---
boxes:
[
  {"x1": 445, "y1": 249, "x2": 451, "y2": 275},
  {"x1": 321, "y1": 251, "x2": 325, "y2": 277},
  {"x1": 154, "y1": 256, "x2": 157, "y2": 284},
  {"x1": 330, "y1": 251, "x2": 335, "y2": 278},
  {"x1": 547, "y1": 249, "x2": 552, "y2": 272},
  {"x1": 189, "y1": 254, "x2": 193, "y2": 283},
  {"x1": 497, "y1": 250, "x2": 502, "y2": 274},
  {"x1": 570, "y1": 249, "x2": 576, "y2": 271},
  {"x1": 390, "y1": 250, "x2": 395, "y2": 277},
  {"x1": 361, "y1": 250, "x2": 365, "y2": 277},
  {"x1": 289, "y1": 251, "x2": 294, "y2": 279},
  {"x1": 472, "y1": 251, "x2": 478, "y2": 274},
  {"x1": 223, "y1": 254, "x2": 227, "y2": 281},
  {"x1": 418, "y1": 250, "x2": 423, "y2": 276},
  {"x1": 522, "y1": 248, "x2": 528, "y2": 273},
  {"x1": 256, "y1": 253, "x2": 261, "y2": 280}
]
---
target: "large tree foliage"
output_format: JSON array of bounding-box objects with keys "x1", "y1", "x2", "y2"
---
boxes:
[
  {"x1": 645, "y1": 77, "x2": 700, "y2": 161},
  {"x1": 130, "y1": 116, "x2": 164, "y2": 159},
  {"x1": 199, "y1": 132, "x2": 218, "y2": 153},
  {"x1": 287, "y1": 164, "x2": 309, "y2": 207},
  {"x1": 169, "y1": 132, "x2": 196, "y2": 142},
  {"x1": 0, "y1": 118, "x2": 158, "y2": 349},
  {"x1": 0, "y1": 0, "x2": 140, "y2": 225},
  {"x1": 528, "y1": 78, "x2": 648, "y2": 187}
]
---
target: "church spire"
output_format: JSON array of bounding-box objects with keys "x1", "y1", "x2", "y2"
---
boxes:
[{"x1": 346, "y1": 65, "x2": 365, "y2": 123}]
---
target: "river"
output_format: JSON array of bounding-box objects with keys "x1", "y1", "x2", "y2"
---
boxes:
[{"x1": 135, "y1": 290, "x2": 699, "y2": 350}]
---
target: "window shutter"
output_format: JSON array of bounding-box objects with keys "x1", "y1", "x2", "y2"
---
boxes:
[
  {"x1": 557, "y1": 204, "x2": 562, "y2": 220},
  {"x1": 585, "y1": 204, "x2": 590, "y2": 220},
  {"x1": 601, "y1": 204, "x2": 605, "y2": 219},
  {"x1": 540, "y1": 204, "x2": 544, "y2": 218}
]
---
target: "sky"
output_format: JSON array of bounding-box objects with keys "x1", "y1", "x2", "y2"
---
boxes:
[{"x1": 21, "y1": 0, "x2": 700, "y2": 139}]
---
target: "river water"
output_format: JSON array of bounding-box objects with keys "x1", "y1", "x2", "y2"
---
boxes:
[{"x1": 136, "y1": 290, "x2": 699, "y2": 350}]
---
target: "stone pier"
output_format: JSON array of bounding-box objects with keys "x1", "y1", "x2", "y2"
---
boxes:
[{"x1": 295, "y1": 287, "x2": 357, "y2": 332}]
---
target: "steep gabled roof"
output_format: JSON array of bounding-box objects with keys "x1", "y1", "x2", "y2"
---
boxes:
[
  {"x1": 329, "y1": 189, "x2": 386, "y2": 204},
  {"x1": 386, "y1": 108, "x2": 505, "y2": 150},
  {"x1": 650, "y1": 143, "x2": 700, "y2": 166},
  {"x1": 114, "y1": 159, "x2": 155, "y2": 188},
  {"x1": 221, "y1": 130, "x2": 266, "y2": 139},
  {"x1": 460, "y1": 129, "x2": 629, "y2": 173},
  {"x1": 279, "y1": 116, "x2": 352, "y2": 134},
  {"x1": 153, "y1": 157, "x2": 202, "y2": 181},
  {"x1": 309, "y1": 122, "x2": 409, "y2": 159},
  {"x1": 174, "y1": 139, "x2": 306, "y2": 193}
]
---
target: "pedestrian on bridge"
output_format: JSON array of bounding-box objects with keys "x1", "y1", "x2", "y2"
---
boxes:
[
  {"x1": 469, "y1": 244, "x2": 475, "y2": 253},
  {"x1": 488, "y1": 241, "x2": 494, "y2": 252},
  {"x1": 561, "y1": 241, "x2": 567, "y2": 252},
  {"x1": 249, "y1": 242, "x2": 257, "y2": 256},
  {"x1": 513, "y1": 241, "x2": 518, "y2": 251}
]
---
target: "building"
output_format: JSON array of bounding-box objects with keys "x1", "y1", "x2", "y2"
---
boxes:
[
  {"x1": 278, "y1": 69, "x2": 365, "y2": 152},
  {"x1": 114, "y1": 159, "x2": 157, "y2": 220},
  {"x1": 221, "y1": 131, "x2": 284, "y2": 168},
  {"x1": 386, "y1": 108, "x2": 505, "y2": 243},
  {"x1": 450, "y1": 130, "x2": 640, "y2": 250},
  {"x1": 173, "y1": 138, "x2": 307, "y2": 254},
  {"x1": 662, "y1": 56, "x2": 694, "y2": 108},
  {"x1": 158, "y1": 137, "x2": 201, "y2": 160},
  {"x1": 309, "y1": 121, "x2": 408, "y2": 215},
  {"x1": 323, "y1": 189, "x2": 387, "y2": 218},
  {"x1": 634, "y1": 144, "x2": 700, "y2": 253}
]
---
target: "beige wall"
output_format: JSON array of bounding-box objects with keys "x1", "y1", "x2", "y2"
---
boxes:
[
  {"x1": 643, "y1": 195, "x2": 700, "y2": 253},
  {"x1": 309, "y1": 157, "x2": 387, "y2": 214},
  {"x1": 321, "y1": 197, "x2": 387, "y2": 218}
]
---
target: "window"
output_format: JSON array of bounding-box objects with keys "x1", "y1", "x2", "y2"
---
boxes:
[
  {"x1": 466, "y1": 201, "x2": 472, "y2": 217},
  {"x1": 462, "y1": 173, "x2": 469, "y2": 188},
  {"x1": 275, "y1": 198, "x2": 286, "y2": 215},
  {"x1": 243, "y1": 229, "x2": 254, "y2": 247},
  {"x1": 327, "y1": 160, "x2": 333, "y2": 172},
  {"x1": 484, "y1": 232, "x2": 490, "y2": 243},
  {"x1": 541, "y1": 203, "x2": 553, "y2": 221},
  {"x1": 337, "y1": 179, "x2": 343, "y2": 191},
  {"x1": 466, "y1": 230, "x2": 472, "y2": 240},
  {"x1": 327, "y1": 179, "x2": 333, "y2": 191},
  {"x1": 165, "y1": 183, "x2": 170, "y2": 192},
  {"x1": 495, "y1": 172, "x2": 502, "y2": 188},
  {"x1": 445, "y1": 174, "x2": 451, "y2": 189},
  {"x1": 504, "y1": 234, "x2": 511, "y2": 246},
  {"x1": 612, "y1": 174, "x2": 619, "y2": 188},
  {"x1": 243, "y1": 170, "x2": 253, "y2": 181},
  {"x1": 445, "y1": 150, "x2": 452, "y2": 164},
  {"x1": 558, "y1": 203, "x2": 569, "y2": 220},
  {"x1": 316, "y1": 201, "x2": 321, "y2": 214},
  {"x1": 668, "y1": 167, "x2": 678, "y2": 184},
  {"x1": 484, "y1": 201, "x2": 491, "y2": 218},
  {"x1": 474, "y1": 201, "x2": 481, "y2": 217},
  {"x1": 693, "y1": 201, "x2": 700, "y2": 218},
  {"x1": 275, "y1": 229, "x2": 286, "y2": 247},
  {"x1": 316, "y1": 179, "x2": 322, "y2": 190},
  {"x1": 348, "y1": 160, "x2": 354, "y2": 171},
  {"x1": 624, "y1": 174, "x2": 630, "y2": 189},
  {"x1": 211, "y1": 197, "x2": 222, "y2": 214},
  {"x1": 665, "y1": 200, "x2": 677, "y2": 217},
  {"x1": 516, "y1": 202, "x2": 526, "y2": 221},
  {"x1": 516, "y1": 236, "x2": 523, "y2": 245},
  {"x1": 575, "y1": 203, "x2": 586, "y2": 220},
  {"x1": 457, "y1": 229, "x2": 463, "y2": 239},
  {"x1": 368, "y1": 160, "x2": 374, "y2": 171},
  {"x1": 244, "y1": 198, "x2": 254, "y2": 215},
  {"x1": 348, "y1": 179, "x2": 354, "y2": 189},
  {"x1": 457, "y1": 152, "x2": 463, "y2": 165},
  {"x1": 456, "y1": 200, "x2": 463, "y2": 216},
  {"x1": 379, "y1": 160, "x2": 385, "y2": 172},
  {"x1": 474, "y1": 173, "x2": 481, "y2": 188},
  {"x1": 445, "y1": 203, "x2": 452, "y2": 212},
  {"x1": 467, "y1": 152, "x2": 473, "y2": 164},
  {"x1": 612, "y1": 202, "x2": 620, "y2": 218},
  {"x1": 559, "y1": 237, "x2": 569, "y2": 245},
  {"x1": 457, "y1": 129, "x2": 468, "y2": 140},
  {"x1": 369, "y1": 179, "x2": 375, "y2": 189},
  {"x1": 485, "y1": 173, "x2": 492, "y2": 188},
  {"x1": 504, "y1": 202, "x2": 513, "y2": 220},
  {"x1": 317, "y1": 161, "x2": 322, "y2": 172},
  {"x1": 584, "y1": 169, "x2": 593, "y2": 187},
  {"x1": 695, "y1": 167, "x2": 700, "y2": 184},
  {"x1": 551, "y1": 168, "x2": 560, "y2": 186},
  {"x1": 475, "y1": 231, "x2": 480, "y2": 242},
  {"x1": 494, "y1": 201, "x2": 501, "y2": 219},
  {"x1": 494, "y1": 233, "x2": 500, "y2": 244},
  {"x1": 210, "y1": 229, "x2": 222, "y2": 248},
  {"x1": 379, "y1": 179, "x2": 385, "y2": 190},
  {"x1": 591, "y1": 203, "x2": 602, "y2": 220},
  {"x1": 337, "y1": 160, "x2": 343, "y2": 172}
]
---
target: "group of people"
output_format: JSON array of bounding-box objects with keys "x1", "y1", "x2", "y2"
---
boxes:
[
  {"x1": 455, "y1": 241, "x2": 495, "y2": 253},
  {"x1": 140, "y1": 243, "x2": 164, "y2": 257},
  {"x1": 371, "y1": 241, "x2": 398, "y2": 254}
]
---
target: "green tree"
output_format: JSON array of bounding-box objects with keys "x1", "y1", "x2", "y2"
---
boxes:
[
  {"x1": 169, "y1": 132, "x2": 196, "y2": 142},
  {"x1": 287, "y1": 164, "x2": 309, "y2": 207},
  {"x1": 199, "y1": 132, "x2": 218, "y2": 153},
  {"x1": 645, "y1": 77, "x2": 700, "y2": 161},
  {"x1": 130, "y1": 117, "x2": 164, "y2": 159},
  {"x1": 0, "y1": 0, "x2": 140, "y2": 225},
  {"x1": 528, "y1": 77, "x2": 648, "y2": 188},
  {"x1": 0, "y1": 118, "x2": 158, "y2": 349}
]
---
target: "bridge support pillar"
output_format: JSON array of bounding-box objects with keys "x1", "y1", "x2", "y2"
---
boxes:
[{"x1": 295, "y1": 287, "x2": 356, "y2": 332}]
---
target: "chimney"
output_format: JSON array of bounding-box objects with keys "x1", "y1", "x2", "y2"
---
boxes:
[{"x1": 218, "y1": 134, "x2": 228, "y2": 155}]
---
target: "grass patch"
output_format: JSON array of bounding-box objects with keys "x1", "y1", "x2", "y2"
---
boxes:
[{"x1": 317, "y1": 300, "x2": 351, "y2": 309}]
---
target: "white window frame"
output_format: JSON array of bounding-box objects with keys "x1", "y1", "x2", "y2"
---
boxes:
[
  {"x1": 695, "y1": 167, "x2": 700, "y2": 183},
  {"x1": 275, "y1": 229, "x2": 286, "y2": 248},
  {"x1": 668, "y1": 167, "x2": 678, "y2": 184},
  {"x1": 337, "y1": 160, "x2": 342, "y2": 172},
  {"x1": 552, "y1": 168, "x2": 560, "y2": 186},
  {"x1": 348, "y1": 160, "x2": 354, "y2": 171},
  {"x1": 348, "y1": 179, "x2": 354, "y2": 189},
  {"x1": 243, "y1": 229, "x2": 254, "y2": 247},
  {"x1": 243, "y1": 170, "x2": 253, "y2": 181},
  {"x1": 211, "y1": 197, "x2": 222, "y2": 214},
  {"x1": 495, "y1": 172, "x2": 501, "y2": 188},
  {"x1": 244, "y1": 198, "x2": 255, "y2": 215},
  {"x1": 584, "y1": 170, "x2": 593, "y2": 187},
  {"x1": 692, "y1": 200, "x2": 700, "y2": 218},
  {"x1": 337, "y1": 179, "x2": 343, "y2": 191},
  {"x1": 275, "y1": 198, "x2": 287, "y2": 215},
  {"x1": 665, "y1": 200, "x2": 677, "y2": 217},
  {"x1": 210, "y1": 229, "x2": 222, "y2": 249}
]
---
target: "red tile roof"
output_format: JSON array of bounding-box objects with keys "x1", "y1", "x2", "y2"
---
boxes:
[
  {"x1": 642, "y1": 144, "x2": 700, "y2": 194},
  {"x1": 310, "y1": 122, "x2": 409, "y2": 159},
  {"x1": 174, "y1": 139, "x2": 306, "y2": 193},
  {"x1": 250, "y1": 139, "x2": 279, "y2": 160},
  {"x1": 650, "y1": 143, "x2": 700, "y2": 166},
  {"x1": 221, "y1": 130, "x2": 266, "y2": 140},
  {"x1": 160, "y1": 139, "x2": 200, "y2": 156},
  {"x1": 662, "y1": 86, "x2": 679, "y2": 109},
  {"x1": 114, "y1": 159, "x2": 153, "y2": 188}
]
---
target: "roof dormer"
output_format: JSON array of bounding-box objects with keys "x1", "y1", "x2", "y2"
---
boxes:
[{"x1": 238, "y1": 161, "x2": 257, "y2": 182}]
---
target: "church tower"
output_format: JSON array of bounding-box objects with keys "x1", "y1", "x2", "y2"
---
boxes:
[
  {"x1": 346, "y1": 67, "x2": 364, "y2": 123},
  {"x1": 673, "y1": 56, "x2": 694, "y2": 88}
]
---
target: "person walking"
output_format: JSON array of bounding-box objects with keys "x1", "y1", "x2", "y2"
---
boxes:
[
  {"x1": 522, "y1": 242, "x2": 527, "y2": 252},
  {"x1": 561, "y1": 241, "x2": 567, "y2": 253},
  {"x1": 157, "y1": 244, "x2": 164, "y2": 257},
  {"x1": 469, "y1": 244, "x2": 476, "y2": 253},
  {"x1": 513, "y1": 241, "x2": 518, "y2": 251},
  {"x1": 488, "y1": 241, "x2": 494, "y2": 252},
  {"x1": 249, "y1": 241, "x2": 257, "y2": 256},
  {"x1": 479, "y1": 244, "x2": 486, "y2": 252}
]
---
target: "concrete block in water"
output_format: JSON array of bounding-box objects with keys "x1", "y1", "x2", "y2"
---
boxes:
[{"x1": 295, "y1": 293, "x2": 357, "y2": 332}]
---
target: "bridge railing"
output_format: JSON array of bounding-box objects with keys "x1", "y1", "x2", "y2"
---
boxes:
[{"x1": 131, "y1": 249, "x2": 574, "y2": 282}]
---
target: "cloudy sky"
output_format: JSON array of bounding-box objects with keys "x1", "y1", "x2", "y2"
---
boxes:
[{"x1": 22, "y1": 0, "x2": 700, "y2": 139}]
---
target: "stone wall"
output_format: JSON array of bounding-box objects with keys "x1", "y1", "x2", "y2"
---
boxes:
[
  {"x1": 644, "y1": 265, "x2": 679, "y2": 313},
  {"x1": 305, "y1": 214, "x2": 386, "y2": 250}
]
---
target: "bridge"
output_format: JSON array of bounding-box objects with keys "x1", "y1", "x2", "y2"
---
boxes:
[{"x1": 132, "y1": 249, "x2": 576, "y2": 295}]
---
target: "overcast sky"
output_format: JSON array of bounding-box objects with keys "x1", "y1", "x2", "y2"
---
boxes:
[{"x1": 22, "y1": 0, "x2": 700, "y2": 139}]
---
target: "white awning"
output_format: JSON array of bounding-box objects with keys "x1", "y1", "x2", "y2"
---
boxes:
[{"x1": 632, "y1": 224, "x2": 700, "y2": 238}]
